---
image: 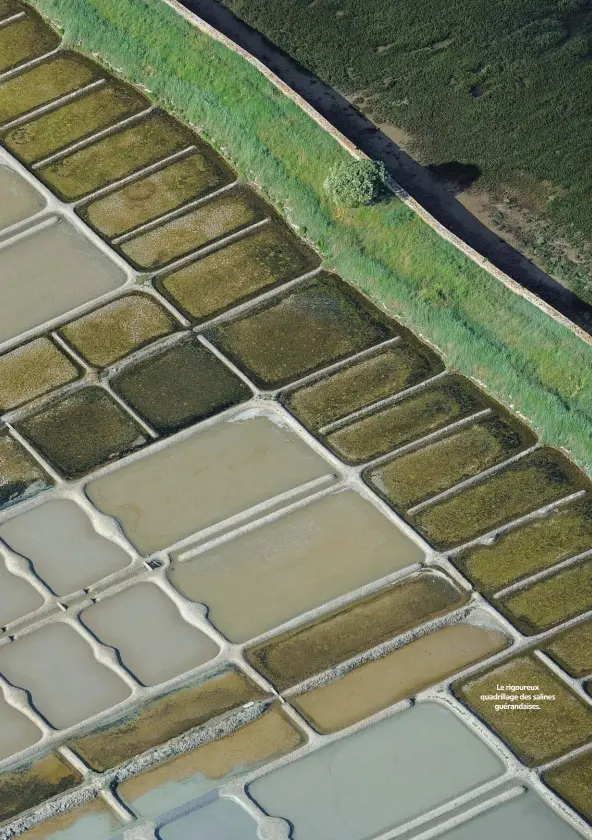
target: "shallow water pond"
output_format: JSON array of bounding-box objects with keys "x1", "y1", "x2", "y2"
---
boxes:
[
  {"x1": 81, "y1": 582, "x2": 219, "y2": 686},
  {"x1": 0, "y1": 622, "x2": 131, "y2": 729},
  {"x1": 0, "y1": 498, "x2": 132, "y2": 595},
  {"x1": 435, "y1": 790, "x2": 583, "y2": 840},
  {"x1": 18, "y1": 799, "x2": 122, "y2": 840},
  {"x1": 0, "y1": 549, "x2": 44, "y2": 626},
  {"x1": 0, "y1": 688, "x2": 42, "y2": 761},
  {"x1": 248, "y1": 702, "x2": 503, "y2": 840},
  {"x1": 86, "y1": 411, "x2": 336, "y2": 555},
  {"x1": 169, "y1": 489, "x2": 424, "y2": 643},
  {"x1": 0, "y1": 164, "x2": 45, "y2": 231},
  {"x1": 161, "y1": 798, "x2": 260, "y2": 840},
  {"x1": 0, "y1": 216, "x2": 126, "y2": 344}
]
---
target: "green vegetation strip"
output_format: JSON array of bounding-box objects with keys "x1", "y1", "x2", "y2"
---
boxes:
[
  {"x1": 222, "y1": 0, "x2": 592, "y2": 303},
  {"x1": 26, "y1": 0, "x2": 592, "y2": 475}
]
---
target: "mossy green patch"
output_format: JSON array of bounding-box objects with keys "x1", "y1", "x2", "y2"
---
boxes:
[
  {"x1": 208, "y1": 273, "x2": 396, "y2": 389},
  {"x1": 246, "y1": 570, "x2": 466, "y2": 691},
  {"x1": 0, "y1": 0, "x2": 23, "y2": 21},
  {"x1": 157, "y1": 221, "x2": 319, "y2": 323},
  {"x1": 452, "y1": 497, "x2": 592, "y2": 594},
  {"x1": 16, "y1": 386, "x2": 147, "y2": 478},
  {"x1": 78, "y1": 148, "x2": 235, "y2": 238},
  {"x1": 58, "y1": 293, "x2": 179, "y2": 368},
  {"x1": 326, "y1": 374, "x2": 487, "y2": 466},
  {"x1": 499, "y1": 559, "x2": 592, "y2": 635},
  {"x1": 37, "y1": 111, "x2": 194, "y2": 201},
  {"x1": 544, "y1": 751, "x2": 592, "y2": 825},
  {"x1": 0, "y1": 752, "x2": 81, "y2": 824},
  {"x1": 61, "y1": 297, "x2": 174, "y2": 368},
  {"x1": 119, "y1": 185, "x2": 266, "y2": 270},
  {"x1": 0, "y1": 12, "x2": 59, "y2": 74},
  {"x1": 0, "y1": 430, "x2": 52, "y2": 510},
  {"x1": 0, "y1": 52, "x2": 101, "y2": 127},
  {"x1": 411, "y1": 448, "x2": 589, "y2": 551},
  {"x1": 111, "y1": 338, "x2": 252, "y2": 434},
  {"x1": 546, "y1": 620, "x2": 592, "y2": 679},
  {"x1": 454, "y1": 654, "x2": 592, "y2": 766},
  {"x1": 0, "y1": 337, "x2": 81, "y2": 412},
  {"x1": 282, "y1": 340, "x2": 443, "y2": 432},
  {"x1": 366, "y1": 415, "x2": 537, "y2": 511},
  {"x1": 2, "y1": 79, "x2": 148, "y2": 164}
]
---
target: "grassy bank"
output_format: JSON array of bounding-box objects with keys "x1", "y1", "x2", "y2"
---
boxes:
[
  {"x1": 27, "y1": 0, "x2": 592, "y2": 475},
  {"x1": 223, "y1": 0, "x2": 592, "y2": 304}
]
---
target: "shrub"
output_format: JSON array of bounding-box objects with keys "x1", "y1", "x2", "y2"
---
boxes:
[{"x1": 324, "y1": 159, "x2": 387, "y2": 207}]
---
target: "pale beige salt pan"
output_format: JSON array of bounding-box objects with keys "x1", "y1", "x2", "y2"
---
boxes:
[
  {"x1": 169, "y1": 489, "x2": 425, "y2": 642},
  {"x1": 0, "y1": 165, "x2": 45, "y2": 231},
  {"x1": 86, "y1": 411, "x2": 337, "y2": 555},
  {"x1": 0, "y1": 498, "x2": 132, "y2": 595},
  {"x1": 0, "y1": 217, "x2": 125, "y2": 344},
  {"x1": 81, "y1": 582, "x2": 219, "y2": 686},
  {"x1": 0, "y1": 622, "x2": 131, "y2": 729}
]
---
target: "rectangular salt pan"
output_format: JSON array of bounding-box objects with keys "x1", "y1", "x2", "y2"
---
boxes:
[
  {"x1": 248, "y1": 702, "x2": 504, "y2": 840},
  {"x1": 0, "y1": 217, "x2": 126, "y2": 344},
  {"x1": 86, "y1": 411, "x2": 337, "y2": 555},
  {"x1": 435, "y1": 789, "x2": 583, "y2": 840},
  {"x1": 169, "y1": 490, "x2": 425, "y2": 643},
  {"x1": 80, "y1": 583, "x2": 219, "y2": 686},
  {"x1": 0, "y1": 498, "x2": 132, "y2": 596},
  {"x1": 0, "y1": 165, "x2": 45, "y2": 231},
  {"x1": 18, "y1": 800, "x2": 122, "y2": 840},
  {"x1": 0, "y1": 622, "x2": 131, "y2": 729},
  {"x1": 160, "y1": 798, "x2": 260, "y2": 840}
]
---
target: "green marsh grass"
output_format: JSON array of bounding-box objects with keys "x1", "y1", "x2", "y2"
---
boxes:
[{"x1": 25, "y1": 0, "x2": 592, "y2": 475}]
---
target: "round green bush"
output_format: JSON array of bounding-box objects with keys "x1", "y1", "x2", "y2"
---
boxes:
[{"x1": 324, "y1": 159, "x2": 387, "y2": 207}]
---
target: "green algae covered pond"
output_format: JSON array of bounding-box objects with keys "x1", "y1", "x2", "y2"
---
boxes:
[
  {"x1": 208, "y1": 274, "x2": 397, "y2": 389},
  {"x1": 37, "y1": 111, "x2": 195, "y2": 200},
  {"x1": 410, "y1": 448, "x2": 589, "y2": 550}
]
